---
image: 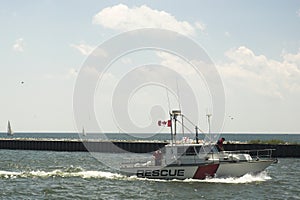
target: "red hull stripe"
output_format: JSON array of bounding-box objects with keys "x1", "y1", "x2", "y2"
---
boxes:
[{"x1": 192, "y1": 164, "x2": 219, "y2": 179}]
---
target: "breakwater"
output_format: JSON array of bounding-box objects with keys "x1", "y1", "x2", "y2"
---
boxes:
[
  {"x1": 0, "y1": 139, "x2": 299, "y2": 157},
  {"x1": 0, "y1": 139, "x2": 167, "y2": 153}
]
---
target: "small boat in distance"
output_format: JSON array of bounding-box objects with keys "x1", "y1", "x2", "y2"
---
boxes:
[
  {"x1": 120, "y1": 110, "x2": 276, "y2": 180},
  {"x1": 82, "y1": 127, "x2": 86, "y2": 136},
  {"x1": 7, "y1": 120, "x2": 13, "y2": 136}
]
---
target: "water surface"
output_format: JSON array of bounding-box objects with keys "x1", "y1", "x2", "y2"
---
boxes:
[{"x1": 0, "y1": 150, "x2": 299, "y2": 199}]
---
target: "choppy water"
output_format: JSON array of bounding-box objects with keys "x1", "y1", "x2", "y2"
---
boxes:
[{"x1": 0, "y1": 149, "x2": 299, "y2": 200}]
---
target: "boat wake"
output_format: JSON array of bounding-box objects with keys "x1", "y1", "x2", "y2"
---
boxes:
[
  {"x1": 0, "y1": 168, "x2": 125, "y2": 180},
  {"x1": 184, "y1": 171, "x2": 272, "y2": 184},
  {"x1": 0, "y1": 168, "x2": 271, "y2": 184}
]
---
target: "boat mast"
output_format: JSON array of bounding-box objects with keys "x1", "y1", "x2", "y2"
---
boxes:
[
  {"x1": 165, "y1": 85, "x2": 173, "y2": 145},
  {"x1": 174, "y1": 113, "x2": 177, "y2": 144},
  {"x1": 170, "y1": 112, "x2": 173, "y2": 145},
  {"x1": 82, "y1": 127, "x2": 86, "y2": 136},
  {"x1": 171, "y1": 110, "x2": 181, "y2": 144},
  {"x1": 206, "y1": 114, "x2": 212, "y2": 142},
  {"x1": 181, "y1": 116, "x2": 184, "y2": 137},
  {"x1": 195, "y1": 126, "x2": 199, "y2": 144},
  {"x1": 7, "y1": 120, "x2": 13, "y2": 136}
]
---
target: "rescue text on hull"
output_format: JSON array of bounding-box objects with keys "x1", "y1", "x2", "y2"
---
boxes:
[{"x1": 120, "y1": 110, "x2": 276, "y2": 180}]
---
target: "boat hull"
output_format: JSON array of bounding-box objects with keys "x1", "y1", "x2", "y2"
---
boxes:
[
  {"x1": 216, "y1": 160, "x2": 273, "y2": 177},
  {"x1": 121, "y1": 160, "x2": 274, "y2": 180},
  {"x1": 121, "y1": 163, "x2": 219, "y2": 180}
]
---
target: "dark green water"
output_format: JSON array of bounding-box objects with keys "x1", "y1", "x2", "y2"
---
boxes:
[{"x1": 0, "y1": 149, "x2": 299, "y2": 200}]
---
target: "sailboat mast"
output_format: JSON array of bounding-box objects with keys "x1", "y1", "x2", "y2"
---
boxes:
[
  {"x1": 206, "y1": 114, "x2": 212, "y2": 141},
  {"x1": 7, "y1": 121, "x2": 13, "y2": 136},
  {"x1": 82, "y1": 126, "x2": 87, "y2": 136}
]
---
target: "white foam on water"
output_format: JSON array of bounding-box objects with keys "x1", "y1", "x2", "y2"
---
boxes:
[
  {"x1": 0, "y1": 169, "x2": 126, "y2": 180},
  {"x1": 75, "y1": 171, "x2": 125, "y2": 179},
  {"x1": 183, "y1": 171, "x2": 272, "y2": 184},
  {"x1": 0, "y1": 170, "x2": 22, "y2": 178},
  {"x1": 128, "y1": 175, "x2": 169, "y2": 182}
]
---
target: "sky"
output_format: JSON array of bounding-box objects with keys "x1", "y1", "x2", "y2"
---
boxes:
[{"x1": 1, "y1": 0, "x2": 300, "y2": 133}]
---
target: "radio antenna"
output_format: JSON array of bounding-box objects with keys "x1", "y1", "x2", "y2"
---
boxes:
[
  {"x1": 165, "y1": 83, "x2": 171, "y2": 113},
  {"x1": 176, "y1": 78, "x2": 182, "y2": 111},
  {"x1": 176, "y1": 79, "x2": 184, "y2": 135}
]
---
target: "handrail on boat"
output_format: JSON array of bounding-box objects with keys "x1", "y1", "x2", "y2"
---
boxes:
[{"x1": 223, "y1": 149, "x2": 276, "y2": 159}]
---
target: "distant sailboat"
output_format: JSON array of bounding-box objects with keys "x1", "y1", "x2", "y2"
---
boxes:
[
  {"x1": 82, "y1": 127, "x2": 86, "y2": 136},
  {"x1": 7, "y1": 121, "x2": 13, "y2": 136}
]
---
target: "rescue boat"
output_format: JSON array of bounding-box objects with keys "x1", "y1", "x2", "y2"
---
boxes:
[{"x1": 120, "y1": 110, "x2": 276, "y2": 180}]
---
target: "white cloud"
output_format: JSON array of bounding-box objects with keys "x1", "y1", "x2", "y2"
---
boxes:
[
  {"x1": 282, "y1": 49, "x2": 300, "y2": 66},
  {"x1": 225, "y1": 31, "x2": 231, "y2": 37},
  {"x1": 12, "y1": 38, "x2": 24, "y2": 52},
  {"x1": 297, "y1": 9, "x2": 300, "y2": 17},
  {"x1": 65, "y1": 68, "x2": 78, "y2": 79},
  {"x1": 93, "y1": 4, "x2": 203, "y2": 36},
  {"x1": 44, "y1": 68, "x2": 78, "y2": 80},
  {"x1": 70, "y1": 42, "x2": 95, "y2": 55},
  {"x1": 194, "y1": 21, "x2": 206, "y2": 32},
  {"x1": 224, "y1": 46, "x2": 268, "y2": 71},
  {"x1": 219, "y1": 46, "x2": 300, "y2": 99},
  {"x1": 70, "y1": 42, "x2": 108, "y2": 57}
]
